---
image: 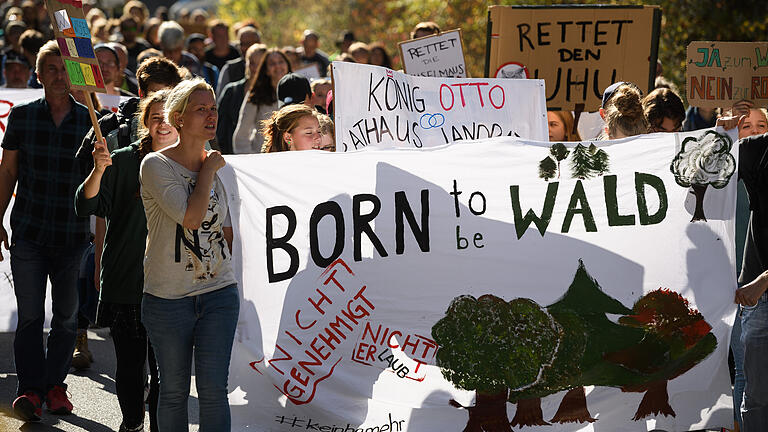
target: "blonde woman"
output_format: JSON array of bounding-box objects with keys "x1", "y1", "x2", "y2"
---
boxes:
[
  {"x1": 260, "y1": 103, "x2": 322, "y2": 152},
  {"x1": 139, "y1": 78, "x2": 238, "y2": 431}
]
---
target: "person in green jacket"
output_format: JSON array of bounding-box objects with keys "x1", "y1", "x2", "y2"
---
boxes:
[{"x1": 74, "y1": 90, "x2": 178, "y2": 432}]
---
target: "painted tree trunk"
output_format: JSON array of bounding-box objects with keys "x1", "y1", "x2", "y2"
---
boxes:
[
  {"x1": 550, "y1": 386, "x2": 597, "y2": 423},
  {"x1": 690, "y1": 184, "x2": 708, "y2": 222},
  {"x1": 632, "y1": 380, "x2": 675, "y2": 420},
  {"x1": 462, "y1": 390, "x2": 514, "y2": 432},
  {"x1": 510, "y1": 397, "x2": 550, "y2": 427}
]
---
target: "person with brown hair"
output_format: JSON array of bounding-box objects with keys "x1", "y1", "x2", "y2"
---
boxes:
[
  {"x1": 75, "y1": 89, "x2": 177, "y2": 432},
  {"x1": 369, "y1": 42, "x2": 392, "y2": 69},
  {"x1": 298, "y1": 29, "x2": 330, "y2": 77},
  {"x1": 599, "y1": 82, "x2": 648, "y2": 139},
  {"x1": 547, "y1": 110, "x2": 581, "y2": 142},
  {"x1": 123, "y1": 0, "x2": 149, "y2": 30},
  {"x1": 232, "y1": 48, "x2": 291, "y2": 154},
  {"x1": 642, "y1": 87, "x2": 685, "y2": 133},
  {"x1": 317, "y1": 113, "x2": 336, "y2": 151},
  {"x1": 348, "y1": 41, "x2": 370, "y2": 64},
  {"x1": 261, "y1": 104, "x2": 321, "y2": 153},
  {"x1": 411, "y1": 21, "x2": 440, "y2": 39},
  {"x1": 119, "y1": 14, "x2": 151, "y2": 73},
  {"x1": 204, "y1": 19, "x2": 239, "y2": 70},
  {"x1": 18, "y1": 28, "x2": 44, "y2": 88},
  {"x1": 143, "y1": 17, "x2": 162, "y2": 50}
]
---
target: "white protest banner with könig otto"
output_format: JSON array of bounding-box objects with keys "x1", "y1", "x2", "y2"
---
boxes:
[{"x1": 331, "y1": 62, "x2": 548, "y2": 152}]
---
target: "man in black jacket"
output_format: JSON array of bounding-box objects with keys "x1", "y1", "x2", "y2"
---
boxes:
[{"x1": 734, "y1": 131, "x2": 768, "y2": 431}]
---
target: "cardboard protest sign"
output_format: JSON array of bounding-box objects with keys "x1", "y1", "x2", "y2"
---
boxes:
[
  {"x1": 45, "y1": 0, "x2": 105, "y2": 93},
  {"x1": 331, "y1": 62, "x2": 547, "y2": 152},
  {"x1": 486, "y1": 5, "x2": 661, "y2": 111},
  {"x1": 686, "y1": 42, "x2": 768, "y2": 108},
  {"x1": 399, "y1": 29, "x2": 467, "y2": 78},
  {"x1": 223, "y1": 129, "x2": 736, "y2": 431}
]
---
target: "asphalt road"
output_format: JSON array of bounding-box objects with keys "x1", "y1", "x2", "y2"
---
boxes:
[{"x1": 0, "y1": 329, "x2": 199, "y2": 432}]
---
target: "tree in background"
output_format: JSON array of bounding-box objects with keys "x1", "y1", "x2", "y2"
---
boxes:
[{"x1": 218, "y1": 0, "x2": 768, "y2": 104}]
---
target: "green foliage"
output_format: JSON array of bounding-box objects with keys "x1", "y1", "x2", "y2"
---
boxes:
[
  {"x1": 431, "y1": 295, "x2": 559, "y2": 394},
  {"x1": 538, "y1": 156, "x2": 557, "y2": 181},
  {"x1": 569, "y1": 143, "x2": 594, "y2": 180}
]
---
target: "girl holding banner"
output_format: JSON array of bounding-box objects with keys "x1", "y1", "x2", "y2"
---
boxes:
[{"x1": 75, "y1": 89, "x2": 178, "y2": 432}]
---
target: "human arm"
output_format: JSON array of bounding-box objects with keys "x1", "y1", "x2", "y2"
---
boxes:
[
  {"x1": 182, "y1": 151, "x2": 225, "y2": 230},
  {"x1": 82, "y1": 139, "x2": 112, "y2": 199},
  {"x1": 93, "y1": 217, "x2": 105, "y2": 291},
  {"x1": 223, "y1": 226, "x2": 233, "y2": 253},
  {"x1": 736, "y1": 270, "x2": 768, "y2": 306},
  {"x1": 0, "y1": 149, "x2": 18, "y2": 261},
  {"x1": 731, "y1": 99, "x2": 753, "y2": 117},
  {"x1": 140, "y1": 151, "x2": 226, "y2": 230},
  {"x1": 715, "y1": 114, "x2": 745, "y2": 131},
  {"x1": 74, "y1": 139, "x2": 115, "y2": 218}
]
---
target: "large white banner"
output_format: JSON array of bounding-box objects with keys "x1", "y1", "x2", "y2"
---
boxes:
[
  {"x1": 223, "y1": 130, "x2": 738, "y2": 431},
  {"x1": 0, "y1": 89, "x2": 49, "y2": 333},
  {"x1": 332, "y1": 62, "x2": 548, "y2": 152}
]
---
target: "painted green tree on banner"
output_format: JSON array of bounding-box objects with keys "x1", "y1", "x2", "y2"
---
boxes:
[
  {"x1": 538, "y1": 157, "x2": 557, "y2": 181},
  {"x1": 589, "y1": 143, "x2": 610, "y2": 176},
  {"x1": 550, "y1": 143, "x2": 569, "y2": 178},
  {"x1": 432, "y1": 260, "x2": 717, "y2": 431},
  {"x1": 570, "y1": 144, "x2": 594, "y2": 180}
]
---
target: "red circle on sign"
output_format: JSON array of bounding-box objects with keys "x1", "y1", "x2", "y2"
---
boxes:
[{"x1": 495, "y1": 62, "x2": 529, "y2": 79}]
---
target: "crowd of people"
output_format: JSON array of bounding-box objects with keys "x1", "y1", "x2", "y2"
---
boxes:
[{"x1": 0, "y1": 1, "x2": 767, "y2": 431}]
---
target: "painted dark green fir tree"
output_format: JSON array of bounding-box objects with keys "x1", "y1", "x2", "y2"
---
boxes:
[
  {"x1": 570, "y1": 143, "x2": 595, "y2": 179},
  {"x1": 539, "y1": 156, "x2": 557, "y2": 181},
  {"x1": 550, "y1": 143, "x2": 570, "y2": 178},
  {"x1": 589, "y1": 144, "x2": 610, "y2": 176}
]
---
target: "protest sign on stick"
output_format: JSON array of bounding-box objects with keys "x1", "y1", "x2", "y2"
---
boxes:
[
  {"x1": 331, "y1": 62, "x2": 547, "y2": 152},
  {"x1": 486, "y1": 5, "x2": 661, "y2": 112},
  {"x1": 398, "y1": 29, "x2": 467, "y2": 78},
  {"x1": 686, "y1": 41, "x2": 768, "y2": 108},
  {"x1": 44, "y1": 0, "x2": 105, "y2": 141}
]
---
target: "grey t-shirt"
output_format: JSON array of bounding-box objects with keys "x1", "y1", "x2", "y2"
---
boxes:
[{"x1": 139, "y1": 152, "x2": 236, "y2": 299}]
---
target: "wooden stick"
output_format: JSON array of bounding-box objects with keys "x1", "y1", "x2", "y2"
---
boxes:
[
  {"x1": 82, "y1": 91, "x2": 103, "y2": 143},
  {"x1": 572, "y1": 103, "x2": 585, "y2": 137}
]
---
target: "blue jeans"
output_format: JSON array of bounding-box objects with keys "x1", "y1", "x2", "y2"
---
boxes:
[
  {"x1": 732, "y1": 305, "x2": 745, "y2": 429},
  {"x1": 741, "y1": 292, "x2": 768, "y2": 431},
  {"x1": 142, "y1": 284, "x2": 239, "y2": 432},
  {"x1": 12, "y1": 239, "x2": 87, "y2": 398}
]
